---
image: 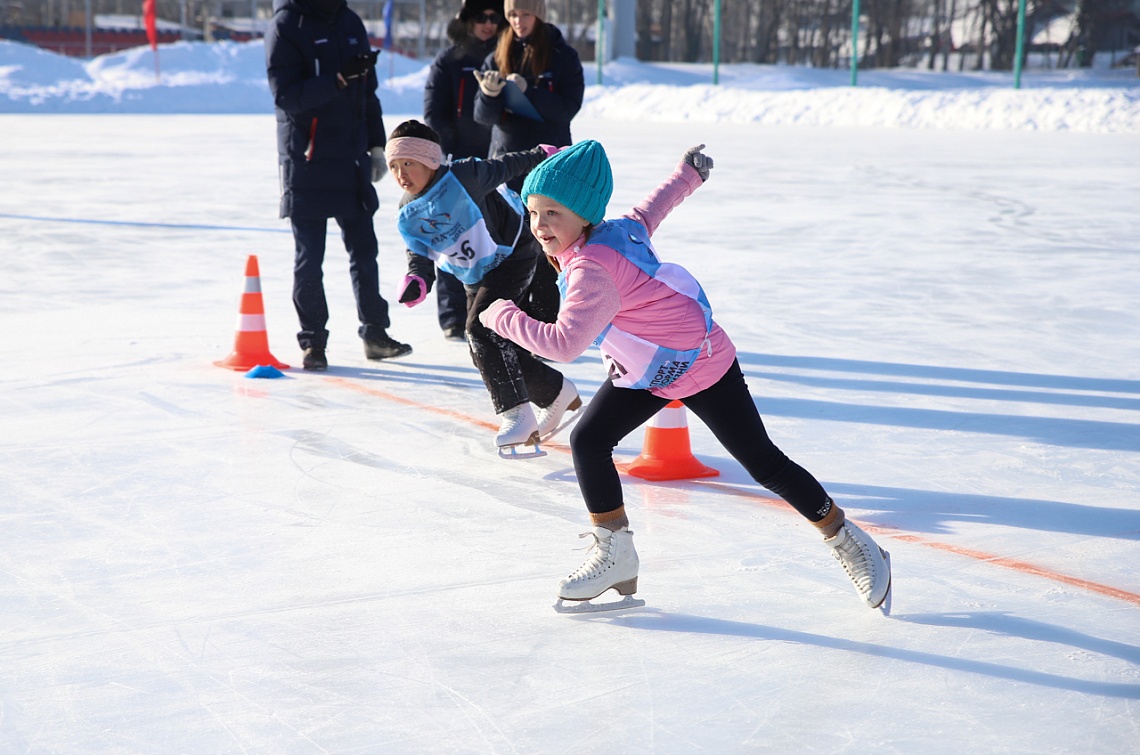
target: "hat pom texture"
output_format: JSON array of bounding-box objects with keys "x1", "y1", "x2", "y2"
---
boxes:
[{"x1": 522, "y1": 140, "x2": 613, "y2": 227}]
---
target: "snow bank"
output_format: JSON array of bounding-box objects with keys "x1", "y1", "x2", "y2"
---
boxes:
[{"x1": 2, "y1": 38, "x2": 1138, "y2": 132}]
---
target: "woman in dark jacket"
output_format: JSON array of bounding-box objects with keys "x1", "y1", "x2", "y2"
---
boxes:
[
  {"x1": 472, "y1": 0, "x2": 584, "y2": 171},
  {"x1": 472, "y1": 0, "x2": 583, "y2": 323},
  {"x1": 424, "y1": 0, "x2": 505, "y2": 162},
  {"x1": 422, "y1": 0, "x2": 507, "y2": 341}
]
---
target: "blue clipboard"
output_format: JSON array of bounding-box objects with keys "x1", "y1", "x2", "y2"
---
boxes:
[{"x1": 503, "y1": 80, "x2": 544, "y2": 122}]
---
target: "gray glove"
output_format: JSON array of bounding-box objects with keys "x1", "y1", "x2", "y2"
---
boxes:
[
  {"x1": 370, "y1": 147, "x2": 387, "y2": 182},
  {"x1": 683, "y1": 144, "x2": 714, "y2": 182},
  {"x1": 474, "y1": 70, "x2": 506, "y2": 97}
]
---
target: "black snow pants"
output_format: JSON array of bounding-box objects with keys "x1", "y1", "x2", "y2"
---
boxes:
[{"x1": 466, "y1": 253, "x2": 564, "y2": 414}]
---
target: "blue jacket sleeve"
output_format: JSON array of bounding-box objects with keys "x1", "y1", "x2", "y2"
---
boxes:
[{"x1": 456, "y1": 148, "x2": 547, "y2": 199}]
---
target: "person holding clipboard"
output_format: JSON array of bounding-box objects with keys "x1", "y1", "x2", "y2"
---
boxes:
[{"x1": 473, "y1": 0, "x2": 584, "y2": 325}]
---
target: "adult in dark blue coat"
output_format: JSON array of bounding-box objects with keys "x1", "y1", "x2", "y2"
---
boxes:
[
  {"x1": 266, "y1": 0, "x2": 410, "y2": 371},
  {"x1": 472, "y1": 0, "x2": 583, "y2": 324},
  {"x1": 421, "y1": 0, "x2": 506, "y2": 342}
]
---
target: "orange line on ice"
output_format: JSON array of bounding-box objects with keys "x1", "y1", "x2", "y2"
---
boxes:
[
  {"x1": 882, "y1": 531, "x2": 1140, "y2": 606},
  {"x1": 689, "y1": 486, "x2": 1140, "y2": 607},
  {"x1": 324, "y1": 375, "x2": 1140, "y2": 608},
  {"x1": 325, "y1": 376, "x2": 498, "y2": 432}
]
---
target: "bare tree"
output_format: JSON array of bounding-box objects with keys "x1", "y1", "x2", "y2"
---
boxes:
[{"x1": 6, "y1": 0, "x2": 1137, "y2": 72}]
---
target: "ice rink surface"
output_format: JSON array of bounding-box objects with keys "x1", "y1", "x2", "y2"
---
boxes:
[{"x1": 1, "y1": 114, "x2": 1138, "y2": 753}]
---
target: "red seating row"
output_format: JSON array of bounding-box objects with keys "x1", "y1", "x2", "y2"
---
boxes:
[{"x1": 4, "y1": 27, "x2": 180, "y2": 58}]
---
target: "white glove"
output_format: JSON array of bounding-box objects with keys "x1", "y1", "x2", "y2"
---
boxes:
[
  {"x1": 370, "y1": 147, "x2": 387, "y2": 182},
  {"x1": 506, "y1": 73, "x2": 527, "y2": 94},
  {"x1": 474, "y1": 69, "x2": 506, "y2": 97}
]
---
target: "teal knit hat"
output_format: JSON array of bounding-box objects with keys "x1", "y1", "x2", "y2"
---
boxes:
[{"x1": 521, "y1": 140, "x2": 613, "y2": 226}]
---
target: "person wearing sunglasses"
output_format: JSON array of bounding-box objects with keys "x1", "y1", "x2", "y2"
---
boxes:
[{"x1": 422, "y1": 1, "x2": 508, "y2": 342}]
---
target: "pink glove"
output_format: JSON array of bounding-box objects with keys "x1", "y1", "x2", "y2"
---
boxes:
[
  {"x1": 397, "y1": 274, "x2": 427, "y2": 307},
  {"x1": 538, "y1": 144, "x2": 563, "y2": 158}
]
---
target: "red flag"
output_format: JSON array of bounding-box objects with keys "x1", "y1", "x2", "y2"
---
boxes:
[{"x1": 142, "y1": 0, "x2": 159, "y2": 78}]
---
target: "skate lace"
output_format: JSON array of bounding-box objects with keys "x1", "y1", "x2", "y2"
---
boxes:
[
  {"x1": 500, "y1": 406, "x2": 528, "y2": 432},
  {"x1": 566, "y1": 531, "x2": 614, "y2": 582},
  {"x1": 535, "y1": 393, "x2": 568, "y2": 434},
  {"x1": 833, "y1": 531, "x2": 875, "y2": 594},
  {"x1": 534, "y1": 402, "x2": 557, "y2": 426}
]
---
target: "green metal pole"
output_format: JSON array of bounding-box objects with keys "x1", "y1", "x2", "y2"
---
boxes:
[
  {"x1": 713, "y1": 0, "x2": 721, "y2": 85},
  {"x1": 597, "y1": 0, "x2": 605, "y2": 85},
  {"x1": 1013, "y1": 0, "x2": 1027, "y2": 89},
  {"x1": 850, "y1": 0, "x2": 860, "y2": 86}
]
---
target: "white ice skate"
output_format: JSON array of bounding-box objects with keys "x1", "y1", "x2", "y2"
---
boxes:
[
  {"x1": 496, "y1": 403, "x2": 545, "y2": 459},
  {"x1": 554, "y1": 527, "x2": 646, "y2": 614},
  {"x1": 825, "y1": 521, "x2": 892, "y2": 614},
  {"x1": 535, "y1": 377, "x2": 582, "y2": 441}
]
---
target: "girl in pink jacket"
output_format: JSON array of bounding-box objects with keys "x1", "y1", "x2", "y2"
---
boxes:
[{"x1": 479, "y1": 140, "x2": 892, "y2": 614}]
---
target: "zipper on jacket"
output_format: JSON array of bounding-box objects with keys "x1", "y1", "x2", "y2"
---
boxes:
[
  {"x1": 457, "y1": 72, "x2": 468, "y2": 118},
  {"x1": 305, "y1": 117, "x2": 317, "y2": 161}
]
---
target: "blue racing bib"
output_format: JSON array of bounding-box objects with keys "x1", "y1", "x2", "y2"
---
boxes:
[{"x1": 396, "y1": 171, "x2": 524, "y2": 285}]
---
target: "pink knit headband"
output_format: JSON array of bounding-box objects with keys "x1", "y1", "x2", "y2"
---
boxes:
[{"x1": 384, "y1": 137, "x2": 443, "y2": 170}]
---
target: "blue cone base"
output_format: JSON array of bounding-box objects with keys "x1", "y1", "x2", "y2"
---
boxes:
[{"x1": 244, "y1": 365, "x2": 286, "y2": 379}]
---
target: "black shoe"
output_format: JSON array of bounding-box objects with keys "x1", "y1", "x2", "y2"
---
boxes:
[
  {"x1": 302, "y1": 347, "x2": 328, "y2": 371},
  {"x1": 442, "y1": 326, "x2": 466, "y2": 342},
  {"x1": 363, "y1": 332, "x2": 412, "y2": 360}
]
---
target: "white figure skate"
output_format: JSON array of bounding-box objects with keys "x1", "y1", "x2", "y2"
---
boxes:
[
  {"x1": 496, "y1": 403, "x2": 545, "y2": 459},
  {"x1": 554, "y1": 527, "x2": 646, "y2": 614},
  {"x1": 535, "y1": 377, "x2": 582, "y2": 441},
  {"x1": 825, "y1": 521, "x2": 892, "y2": 614}
]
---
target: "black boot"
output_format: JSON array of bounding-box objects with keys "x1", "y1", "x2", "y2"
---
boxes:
[
  {"x1": 442, "y1": 326, "x2": 466, "y2": 342},
  {"x1": 363, "y1": 331, "x2": 412, "y2": 360},
  {"x1": 302, "y1": 347, "x2": 328, "y2": 371}
]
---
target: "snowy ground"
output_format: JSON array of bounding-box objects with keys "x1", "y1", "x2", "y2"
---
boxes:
[{"x1": 1, "y1": 36, "x2": 1139, "y2": 755}]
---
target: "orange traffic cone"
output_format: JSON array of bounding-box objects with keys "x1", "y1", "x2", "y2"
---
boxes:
[
  {"x1": 215, "y1": 255, "x2": 289, "y2": 371},
  {"x1": 623, "y1": 400, "x2": 719, "y2": 481}
]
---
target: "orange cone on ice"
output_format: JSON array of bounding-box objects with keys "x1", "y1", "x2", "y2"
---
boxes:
[
  {"x1": 623, "y1": 401, "x2": 719, "y2": 481},
  {"x1": 214, "y1": 255, "x2": 289, "y2": 371}
]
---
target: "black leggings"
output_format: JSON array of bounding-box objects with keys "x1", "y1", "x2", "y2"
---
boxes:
[{"x1": 569, "y1": 360, "x2": 830, "y2": 521}]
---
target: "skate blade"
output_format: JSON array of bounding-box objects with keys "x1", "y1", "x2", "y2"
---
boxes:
[
  {"x1": 497, "y1": 430, "x2": 546, "y2": 460},
  {"x1": 553, "y1": 595, "x2": 646, "y2": 614},
  {"x1": 876, "y1": 549, "x2": 893, "y2": 616},
  {"x1": 497, "y1": 443, "x2": 546, "y2": 460}
]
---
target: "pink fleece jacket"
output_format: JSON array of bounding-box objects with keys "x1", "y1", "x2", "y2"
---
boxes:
[{"x1": 480, "y1": 161, "x2": 737, "y2": 400}]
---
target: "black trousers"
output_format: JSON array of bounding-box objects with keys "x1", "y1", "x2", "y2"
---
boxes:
[
  {"x1": 467, "y1": 253, "x2": 564, "y2": 414},
  {"x1": 290, "y1": 212, "x2": 390, "y2": 349},
  {"x1": 435, "y1": 268, "x2": 467, "y2": 331},
  {"x1": 518, "y1": 255, "x2": 560, "y2": 324},
  {"x1": 570, "y1": 360, "x2": 830, "y2": 520}
]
